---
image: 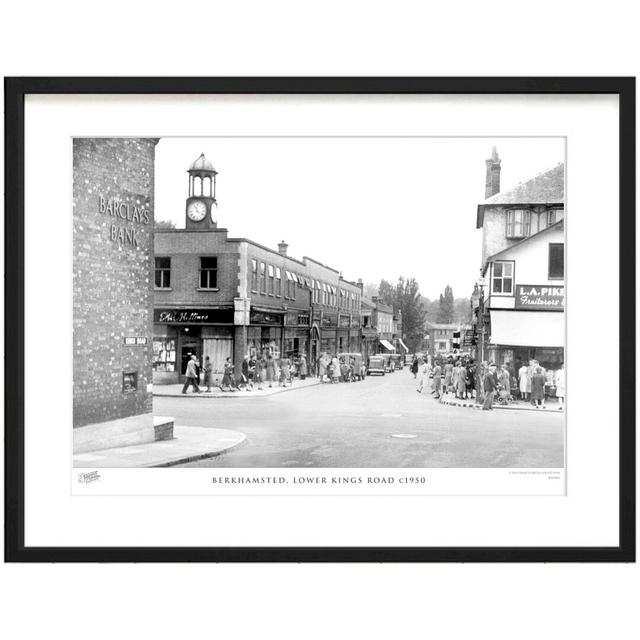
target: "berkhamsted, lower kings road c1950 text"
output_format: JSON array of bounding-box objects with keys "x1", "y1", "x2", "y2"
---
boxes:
[{"x1": 97, "y1": 195, "x2": 150, "y2": 248}]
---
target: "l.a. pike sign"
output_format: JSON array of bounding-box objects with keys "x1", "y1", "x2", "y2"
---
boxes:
[{"x1": 515, "y1": 284, "x2": 564, "y2": 311}]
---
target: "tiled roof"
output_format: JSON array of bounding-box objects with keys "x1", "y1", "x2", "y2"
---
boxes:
[
  {"x1": 477, "y1": 162, "x2": 564, "y2": 227},
  {"x1": 485, "y1": 163, "x2": 564, "y2": 206}
]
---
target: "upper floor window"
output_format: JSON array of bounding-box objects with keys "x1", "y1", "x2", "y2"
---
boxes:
[
  {"x1": 275, "y1": 267, "x2": 282, "y2": 296},
  {"x1": 251, "y1": 259, "x2": 258, "y2": 292},
  {"x1": 548, "y1": 243, "x2": 564, "y2": 279},
  {"x1": 547, "y1": 208, "x2": 563, "y2": 226},
  {"x1": 492, "y1": 260, "x2": 514, "y2": 295},
  {"x1": 268, "y1": 265, "x2": 275, "y2": 295},
  {"x1": 199, "y1": 257, "x2": 217, "y2": 289},
  {"x1": 506, "y1": 209, "x2": 531, "y2": 239},
  {"x1": 259, "y1": 262, "x2": 267, "y2": 294},
  {"x1": 155, "y1": 257, "x2": 171, "y2": 289}
]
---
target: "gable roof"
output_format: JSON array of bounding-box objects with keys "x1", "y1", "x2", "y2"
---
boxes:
[
  {"x1": 477, "y1": 163, "x2": 564, "y2": 228},
  {"x1": 482, "y1": 219, "x2": 564, "y2": 274}
]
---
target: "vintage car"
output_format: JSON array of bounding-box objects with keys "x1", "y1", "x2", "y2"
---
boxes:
[
  {"x1": 337, "y1": 352, "x2": 366, "y2": 381},
  {"x1": 389, "y1": 354, "x2": 404, "y2": 371},
  {"x1": 367, "y1": 354, "x2": 386, "y2": 375}
]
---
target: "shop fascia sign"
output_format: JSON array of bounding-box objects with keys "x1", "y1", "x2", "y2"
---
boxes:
[
  {"x1": 155, "y1": 308, "x2": 233, "y2": 323},
  {"x1": 515, "y1": 285, "x2": 564, "y2": 311}
]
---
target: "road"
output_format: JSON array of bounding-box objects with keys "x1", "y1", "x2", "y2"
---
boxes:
[{"x1": 154, "y1": 368, "x2": 565, "y2": 468}]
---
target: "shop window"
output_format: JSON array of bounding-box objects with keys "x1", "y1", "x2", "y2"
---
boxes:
[
  {"x1": 549, "y1": 243, "x2": 564, "y2": 279},
  {"x1": 492, "y1": 261, "x2": 514, "y2": 294},
  {"x1": 122, "y1": 371, "x2": 138, "y2": 392},
  {"x1": 153, "y1": 338, "x2": 177, "y2": 372},
  {"x1": 251, "y1": 259, "x2": 258, "y2": 292},
  {"x1": 506, "y1": 209, "x2": 531, "y2": 238},
  {"x1": 199, "y1": 257, "x2": 218, "y2": 289},
  {"x1": 268, "y1": 264, "x2": 275, "y2": 295},
  {"x1": 155, "y1": 257, "x2": 171, "y2": 289},
  {"x1": 259, "y1": 262, "x2": 267, "y2": 293},
  {"x1": 275, "y1": 267, "x2": 282, "y2": 296}
]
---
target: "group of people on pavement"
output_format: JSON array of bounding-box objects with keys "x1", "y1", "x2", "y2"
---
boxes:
[
  {"x1": 181, "y1": 352, "x2": 309, "y2": 394},
  {"x1": 411, "y1": 354, "x2": 566, "y2": 411},
  {"x1": 317, "y1": 352, "x2": 363, "y2": 384}
]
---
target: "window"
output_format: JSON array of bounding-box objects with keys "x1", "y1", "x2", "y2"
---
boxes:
[
  {"x1": 506, "y1": 209, "x2": 531, "y2": 238},
  {"x1": 492, "y1": 261, "x2": 514, "y2": 294},
  {"x1": 155, "y1": 257, "x2": 171, "y2": 288},
  {"x1": 268, "y1": 264, "x2": 275, "y2": 295},
  {"x1": 199, "y1": 257, "x2": 217, "y2": 289},
  {"x1": 251, "y1": 259, "x2": 258, "y2": 292},
  {"x1": 275, "y1": 267, "x2": 282, "y2": 296},
  {"x1": 122, "y1": 371, "x2": 138, "y2": 392},
  {"x1": 259, "y1": 262, "x2": 266, "y2": 293},
  {"x1": 548, "y1": 243, "x2": 564, "y2": 279}
]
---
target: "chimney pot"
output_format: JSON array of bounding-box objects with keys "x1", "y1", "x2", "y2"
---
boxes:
[
  {"x1": 485, "y1": 146, "x2": 502, "y2": 199},
  {"x1": 278, "y1": 241, "x2": 289, "y2": 256}
]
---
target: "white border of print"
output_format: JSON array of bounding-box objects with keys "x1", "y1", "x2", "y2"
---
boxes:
[{"x1": 24, "y1": 94, "x2": 618, "y2": 548}]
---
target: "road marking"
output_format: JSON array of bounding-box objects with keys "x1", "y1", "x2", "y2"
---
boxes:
[{"x1": 390, "y1": 434, "x2": 417, "y2": 439}]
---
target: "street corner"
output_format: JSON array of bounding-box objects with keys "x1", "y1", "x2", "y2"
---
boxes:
[
  {"x1": 439, "y1": 394, "x2": 564, "y2": 413},
  {"x1": 73, "y1": 426, "x2": 247, "y2": 468}
]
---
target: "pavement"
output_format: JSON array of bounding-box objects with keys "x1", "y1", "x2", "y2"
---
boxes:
[
  {"x1": 438, "y1": 393, "x2": 565, "y2": 413},
  {"x1": 156, "y1": 368, "x2": 564, "y2": 468},
  {"x1": 73, "y1": 426, "x2": 246, "y2": 468},
  {"x1": 153, "y1": 377, "x2": 321, "y2": 398}
]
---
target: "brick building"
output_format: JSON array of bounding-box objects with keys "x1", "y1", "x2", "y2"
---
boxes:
[
  {"x1": 73, "y1": 138, "x2": 161, "y2": 452},
  {"x1": 153, "y1": 154, "x2": 364, "y2": 383}
]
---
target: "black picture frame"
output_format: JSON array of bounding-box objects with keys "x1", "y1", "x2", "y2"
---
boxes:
[{"x1": 4, "y1": 77, "x2": 635, "y2": 563}]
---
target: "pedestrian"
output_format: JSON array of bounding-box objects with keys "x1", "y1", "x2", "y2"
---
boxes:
[
  {"x1": 298, "y1": 354, "x2": 307, "y2": 380},
  {"x1": 455, "y1": 361, "x2": 467, "y2": 399},
  {"x1": 241, "y1": 355, "x2": 254, "y2": 391},
  {"x1": 181, "y1": 355, "x2": 201, "y2": 394},
  {"x1": 220, "y1": 357, "x2": 237, "y2": 392},
  {"x1": 318, "y1": 352, "x2": 328, "y2": 382},
  {"x1": 265, "y1": 354, "x2": 276, "y2": 388},
  {"x1": 416, "y1": 357, "x2": 428, "y2": 393},
  {"x1": 203, "y1": 355, "x2": 213, "y2": 392},
  {"x1": 443, "y1": 358, "x2": 454, "y2": 395},
  {"x1": 279, "y1": 354, "x2": 291, "y2": 387},
  {"x1": 340, "y1": 358, "x2": 350, "y2": 382},
  {"x1": 531, "y1": 366, "x2": 546, "y2": 408},
  {"x1": 466, "y1": 359, "x2": 476, "y2": 399},
  {"x1": 431, "y1": 361, "x2": 442, "y2": 398},
  {"x1": 525, "y1": 359, "x2": 535, "y2": 398},
  {"x1": 411, "y1": 356, "x2": 419, "y2": 379},
  {"x1": 554, "y1": 363, "x2": 565, "y2": 410},
  {"x1": 518, "y1": 362, "x2": 528, "y2": 401},
  {"x1": 331, "y1": 355, "x2": 340, "y2": 384},
  {"x1": 254, "y1": 356, "x2": 265, "y2": 391},
  {"x1": 498, "y1": 364, "x2": 511, "y2": 404},
  {"x1": 482, "y1": 363, "x2": 497, "y2": 410}
]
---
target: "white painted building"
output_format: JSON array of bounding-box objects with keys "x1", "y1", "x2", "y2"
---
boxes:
[{"x1": 476, "y1": 151, "x2": 565, "y2": 373}]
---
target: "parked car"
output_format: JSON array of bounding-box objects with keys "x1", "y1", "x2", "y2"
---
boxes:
[
  {"x1": 389, "y1": 354, "x2": 404, "y2": 371},
  {"x1": 367, "y1": 355, "x2": 386, "y2": 375}
]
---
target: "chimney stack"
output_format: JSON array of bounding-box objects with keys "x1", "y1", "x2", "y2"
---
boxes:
[
  {"x1": 485, "y1": 146, "x2": 501, "y2": 199},
  {"x1": 278, "y1": 240, "x2": 288, "y2": 256}
]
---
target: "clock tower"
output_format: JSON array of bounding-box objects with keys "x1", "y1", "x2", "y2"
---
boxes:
[{"x1": 185, "y1": 153, "x2": 218, "y2": 230}]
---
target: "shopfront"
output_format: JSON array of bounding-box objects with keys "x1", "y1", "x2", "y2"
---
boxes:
[
  {"x1": 247, "y1": 307, "x2": 285, "y2": 360},
  {"x1": 153, "y1": 307, "x2": 234, "y2": 384}
]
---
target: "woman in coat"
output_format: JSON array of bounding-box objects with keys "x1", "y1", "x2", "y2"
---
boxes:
[
  {"x1": 443, "y1": 359, "x2": 454, "y2": 394},
  {"x1": 279, "y1": 355, "x2": 291, "y2": 387},
  {"x1": 220, "y1": 357, "x2": 236, "y2": 392},
  {"x1": 299, "y1": 355, "x2": 308, "y2": 380},
  {"x1": 455, "y1": 362, "x2": 467, "y2": 399},
  {"x1": 554, "y1": 363, "x2": 565, "y2": 409},
  {"x1": 254, "y1": 356, "x2": 265, "y2": 391},
  {"x1": 518, "y1": 363, "x2": 528, "y2": 400},
  {"x1": 530, "y1": 366, "x2": 546, "y2": 407},
  {"x1": 265, "y1": 355, "x2": 276, "y2": 388},
  {"x1": 203, "y1": 355, "x2": 213, "y2": 392},
  {"x1": 331, "y1": 355, "x2": 340, "y2": 383},
  {"x1": 318, "y1": 353, "x2": 327, "y2": 382},
  {"x1": 431, "y1": 362, "x2": 442, "y2": 398}
]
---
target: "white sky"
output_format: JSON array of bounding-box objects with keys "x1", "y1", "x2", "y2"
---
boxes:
[{"x1": 155, "y1": 137, "x2": 564, "y2": 299}]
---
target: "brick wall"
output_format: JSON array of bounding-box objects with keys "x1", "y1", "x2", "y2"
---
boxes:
[
  {"x1": 73, "y1": 138, "x2": 157, "y2": 428},
  {"x1": 154, "y1": 229, "x2": 240, "y2": 305}
]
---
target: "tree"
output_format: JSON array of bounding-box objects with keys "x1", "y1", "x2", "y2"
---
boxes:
[
  {"x1": 377, "y1": 279, "x2": 395, "y2": 307},
  {"x1": 155, "y1": 219, "x2": 176, "y2": 229},
  {"x1": 436, "y1": 285, "x2": 455, "y2": 323}
]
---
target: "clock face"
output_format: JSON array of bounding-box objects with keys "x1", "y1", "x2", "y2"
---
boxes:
[{"x1": 187, "y1": 200, "x2": 207, "y2": 221}]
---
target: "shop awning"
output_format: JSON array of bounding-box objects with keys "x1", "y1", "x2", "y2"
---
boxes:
[
  {"x1": 398, "y1": 338, "x2": 409, "y2": 352},
  {"x1": 379, "y1": 339, "x2": 395, "y2": 351},
  {"x1": 489, "y1": 310, "x2": 564, "y2": 348}
]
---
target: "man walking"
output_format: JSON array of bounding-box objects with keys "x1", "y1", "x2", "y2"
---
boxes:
[
  {"x1": 482, "y1": 363, "x2": 497, "y2": 410},
  {"x1": 181, "y1": 355, "x2": 201, "y2": 394}
]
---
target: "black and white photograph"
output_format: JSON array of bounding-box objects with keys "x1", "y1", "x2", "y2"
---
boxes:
[{"x1": 72, "y1": 135, "x2": 566, "y2": 484}]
